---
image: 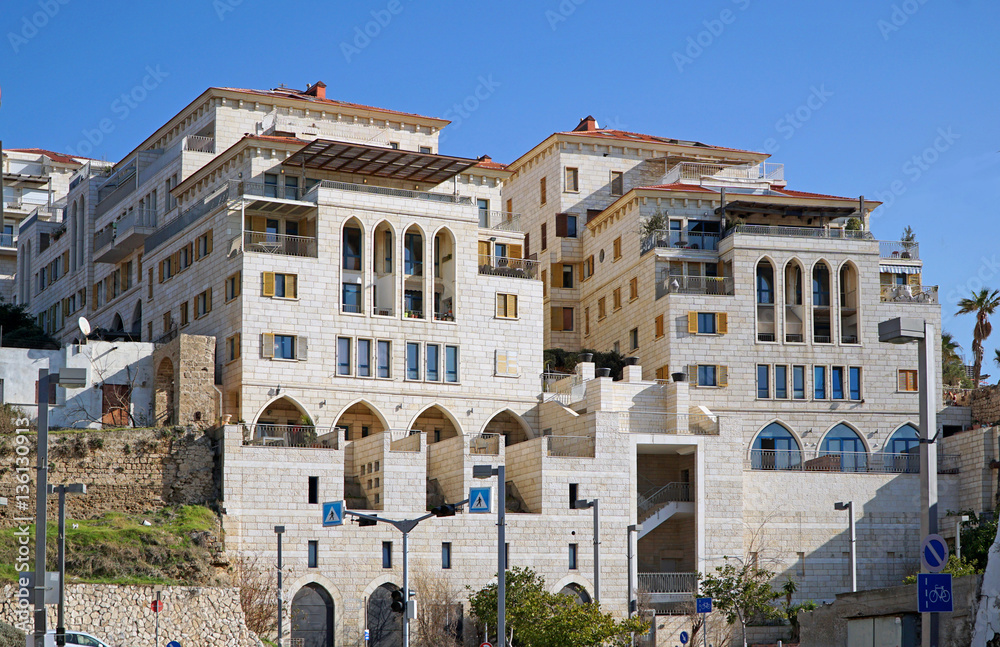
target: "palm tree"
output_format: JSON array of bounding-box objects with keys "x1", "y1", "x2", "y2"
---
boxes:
[
  {"x1": 994, "y1": 348, "x2": 1000, "y2": 371},
  {"x1": 956, "y1": 289, "x2": 1000, "y2": 386},
  {"x1": 942, "y1": 332, "x2": 966, "y2": 387}
]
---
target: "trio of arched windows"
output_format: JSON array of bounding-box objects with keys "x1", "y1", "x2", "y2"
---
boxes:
[
  {"x1": 756, "y1": 258, "x2": 859, "y2": 344},
  {"x1": 750, "y1": 422, "x2": 920, "y2": 473}
]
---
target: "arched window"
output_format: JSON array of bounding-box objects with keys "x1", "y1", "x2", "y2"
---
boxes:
[
  {"x1": 812, "y1": 262, "x2": 831, "y2": 343},
  {"x1": 820, "y1": 424, "x2": 867, "y2": 472},
  {"x1": 885, "y1": 424, "x2": 920, "y2": 473},
  {"x1": 839, "y1": 263, "x2": 859, "y2": 343},
  {"x1": 751, "y1": 423, "x2": 800, "y2": 470},
  {"x1": 756, "y1": 260, "x2": 776, "y2": 342},
  {"x1": 784, "y1": 260, "x2": 804, "y2": 342}
]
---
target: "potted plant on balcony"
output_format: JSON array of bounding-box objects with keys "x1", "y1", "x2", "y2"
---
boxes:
[
  {"x1": 845, "y1": 217, "x2": 862, "y2": 232},
  {"x1": 900, "y1": 226, "x2": 916, "y2": 258}
]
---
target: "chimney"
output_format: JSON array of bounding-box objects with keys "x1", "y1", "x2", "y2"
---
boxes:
[
  {"x1": 479, "y1": 155, "x2": 492, "y2": 163},
  {"x1": 573, "y1": 115, "x2": 599, "y2": 132},
  {"x1": 305, "y1": 81, "x2": 327, "y2": 100}
]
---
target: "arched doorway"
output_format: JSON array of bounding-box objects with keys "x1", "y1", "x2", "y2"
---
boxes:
[
  {"x1": 750, "y1": 423, "x2": 801, "y2": 470},
  {"x1": 291, "y1": 583, "x2": 334, "y2": 647},
  {"x1": 334, "y1": 401, "x2": 387, "y2": 441},
  {"x1": 111, "y1": 313, "x2": 125, "y2": 332},
  {"x1": 411, "y1": 405, "x2": 459, "y2": 443},
  {"x1": 367, "y1": 583, "x2": 402, "y2": 647},
  {"x1": 254, "y1": 396, "x2": 314, "y2": 445},
  {"x1": 130, "y1": 300, "x2": 142, "y2": 338},
  {"x1": 154, "y1": 358, "x2": 175, "y2": 426},
  {"x1": 482, "y1": 409, "x2": 531, "y2": 446},
  {"x1": 559, "y1": 583, "x2": 591, "y2": 604}
]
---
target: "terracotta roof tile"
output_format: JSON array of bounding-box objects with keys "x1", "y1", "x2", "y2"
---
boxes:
[
  {"x1": 214, "y1": 87, "x2": 447, "y2": 123},
  {"x1": 6, "y1": 148, "x2": 89, "y2": 164},
  {"x1": 557, "y1": 129, "x2": 760, "y2": 154}
]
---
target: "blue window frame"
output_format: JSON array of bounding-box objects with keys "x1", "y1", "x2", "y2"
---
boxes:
[
  {"x1": 814, "y1": 366, "x2": 827, "y2": 399},
  {"x1": 275, "y1": 334, "x2": 295, "y2": 359},
  {"x1": 342, "y1": 283, "x2": 361, "y2": 313},
  {"x1": 426, "y1": 344, "x2": 440, "y2": 382},
  {"x1": 775, "y1": 365, "x2": 788, "y2": 399},
  {"x1": 405, "y1": 290, "x2": 423, "y2": 317},
  {"x1": 757, "y1": 365, "x2": 769, "y2": 399},
  {"x1": 445, "y1": 346, "x2": 459, "y2": 383},
  {"x1": 404, "y1": 232, "x2": 423, "y2": 275},
  {"x1": 756, "y1": 262, "x2": 774, "y2": 304},
  {"x1": 751, "y1": 423, "x2": 801, "y2": 470},
  {"x1": 831, "y1": 366, "x2": 845, "y2": 400},
  {"x1": 358, "y1": 339, "x2": 371, "y2": 377},
  {"x1": 813, "y1": 264, "x2": 831, "y2": 306},
  {"x1": 406, "y1": 342, "x2": 420, "y2": 380},
  {"x1": 849, "y1": 367, "x2": 861, "y2": 400},
  {"x1": 337, "y1": 337, "x2": 351, "y2": 376},
  {"x1": 343, "y1": 226, "x2": 362, "y2": 271},
  {"x1": 885, "y1": 424, "x2": 920, "y2": 472},
  {"x1": 307, "y1": 540, "x2": 318, "y2": 568},
  {"x1": 697, "y1": 312, "x2": 716, "y2": 334},
  {"x1": 377, "y1": 340, "x2": 391, "y2": 378},
  {"x1": 793, "y1": 365, "x2": 805, "y2": 399},
  {"x1": 820, "y1": 424, "x2": 867, "y2": 472},
  {"x1": 698, "y1": 365, "x2": 717, "y2": 387}
]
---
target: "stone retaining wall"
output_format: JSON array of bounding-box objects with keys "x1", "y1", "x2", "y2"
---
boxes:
[
  {"x1": 972, "y1": 383, "x2": 1000, "y2": 426},
  {"x1": 0, "y1": 584, "x2": 260, "y2": 647}
]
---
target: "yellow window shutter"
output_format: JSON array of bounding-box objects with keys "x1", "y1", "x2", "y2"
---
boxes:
[
  {"x1": 495, "y1": 294, "x2": 503, "y2": 317},
  {"x1": 880, "y1": 272, "x2": 892, "y2": 285},
  {"x1": 206, "y1": 229, "x2": 214, "y2": 254},
  {"x1": 907, "y1": 273, "x2": 921, "y2": 287},
  {"x1": 718, "y1": 365, "x2": 729, "y2": 387},
  {"x1": 508, "y1": 351, "x2": 519, "y2": 374},
  {"x1": 687, "y1": 364, "x2": 697, "y2": 384},
  {"x1": 655, "y1": 314, "x2": 664, "y2": 338},
  {"x1": 507, "y1": 294, "x2": 517, "y2": 318},
  {"x1": 288, "y1": 275, "x2": 297, "y2": 299},
  {"x1": 62, "y1": 300, "x2": 69, "y2": 317},
  {"x1": 478, "y1": 241, "x2": 490, "y2": 259},
  {"x1": 578, "y1": 262, "x2": 584, "y2": 282},
  {"x1": 171, "y1": 252, "x2": 179, "y2": 274},
  {"x1": 263, "y1": 272, "x2": 275, "y2": 297},
  {"x1": 717, "y1": 312, "x2": 728, "y2": 334},
  {"x1": 158, "y1": 262, "x2": 164, "y2": 283},
  {"x1": 497, "y1": 351, "x2": 508, "y2": 374},
  {"x1": 551, "y1": 307, "x2": 563, "y2": 331},
  {"x1": 687, "y1": 312, "x2": 698, "y2": 334},
  {"x1": 552, "y1": 265, "x2": 562, "y2": 288},
  {"x1": 207, "y1": 288, "x2": 213, "y2": 312},
  {"x1": 509, "y1": 244, "x2": 522, "y2": 259},
  {"x1": 897, "y1": 371, "x2": 906, "y2": 391},
  {"x1": 262, "y1": 333, "x2": 274, "y2": 358}
]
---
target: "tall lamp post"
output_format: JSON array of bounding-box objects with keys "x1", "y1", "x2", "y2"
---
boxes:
[
  {"x1": 473, "y1": 464, "x2": 506, "y2": 647},
  {"x1": 48, "y1": 484, "x2": 86, "y2": 646},
  {"x1": 34, "y1": 368, "x2": 87, "y2": 647},
  {"x1": 878, "y1": 317, "x2": 937, "y2": 647},
  {"x1": 955, "y1": 514, "x2": 970, "y2": 561},
  {"x1": 274, "y1": 525, "x2": 285, "y2": 647},
  {"x1": 575, "y1": 498, "x2": 600, "y2": 604},
  {"x1": 834, "y1": 501, "x2": 856, "y2": 592},
  {"x1": 626, "y1": 523, "x2": 641, "y2": 617}
]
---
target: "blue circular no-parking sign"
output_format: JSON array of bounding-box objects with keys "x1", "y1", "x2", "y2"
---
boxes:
[
  {"x1": 680, "y1": 631, "x2": 689, "y2": 644},
  {"x1": 167, "y1": 641, "x2": 181, "y2": 647},
  {"x1": 921, "y1": 534, "x2": 949, "y2": 573}
]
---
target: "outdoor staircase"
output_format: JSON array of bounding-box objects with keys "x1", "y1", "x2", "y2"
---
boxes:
[
  {"x1": 344, "y1": 475, "x2": 368, "y2": 510},
  {"x1": 636, "y1": 482, "x2": 694, "y2": 539}
]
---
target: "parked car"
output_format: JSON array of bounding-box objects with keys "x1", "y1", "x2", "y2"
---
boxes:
[{"x1": 26, "y1": 631, "x2": 114, "y2": 647}]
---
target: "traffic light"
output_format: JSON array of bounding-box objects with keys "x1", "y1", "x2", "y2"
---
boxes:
[
  {"x1": 390, "y1": 589, "x2": 405, "y2": 613},
  {"x1": 357, "y1": 516, "x2": 377, "y2": 527},
  {"x1": 431, "y1": 504, "x2": 457, "y2": 517}
]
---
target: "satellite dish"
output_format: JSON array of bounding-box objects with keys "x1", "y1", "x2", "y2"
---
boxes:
[{"x1": 78, "y1": 316, "x2": 91, "y2": 337}]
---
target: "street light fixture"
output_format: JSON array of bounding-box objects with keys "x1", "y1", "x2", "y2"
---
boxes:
[
  {"x1": 626, "y1": 524, "x2": 641, "y2": 617},
  {"x1": 878, "y1": 317, "x2": 937, "y2": 647},
  {"x1": 956, "y1": 515, "x2": 970, "y2": 561},
  {"x1": 834, "y1": 501, "x2": 856, "y2": 592},
  {"x1": 34, "y1": 368, "x2": 87, "y2": 647},
  {"x1": 575, "y1": 499, "x2": 601, "y2": 604},
  {"x1": 47, "y1": 483, "x2": 86, "y2": 647},
  {"x1": 473, "y1": 464, "x2": 506, "y2": 647}
]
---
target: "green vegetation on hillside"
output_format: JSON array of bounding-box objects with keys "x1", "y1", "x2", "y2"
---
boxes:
[{"x1": 0, "y1": 505, "x2": 222, "y2": 586}]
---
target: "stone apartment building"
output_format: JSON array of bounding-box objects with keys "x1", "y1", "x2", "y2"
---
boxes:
[{"x1": 10, "y1": 93, "x2": 976, "y2": 646}]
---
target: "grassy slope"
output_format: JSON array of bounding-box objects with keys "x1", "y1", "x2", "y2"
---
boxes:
[{"x1": 0, "y1": 505, "x2": 221, "y2": 586}]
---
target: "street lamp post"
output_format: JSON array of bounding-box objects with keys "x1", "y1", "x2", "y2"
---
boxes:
[
  {"x1": 48, "y1": 484, "x2": 86, "y2": 646},
  {"x1": 575, "y1": 499, "x2": 600, "y2": 604},
  {"x1": 473, "y1": 464, "x2": 506, "y2": 647},
  {"x1": 626, "y1": 524, "x2": 641, "y2": 617},
  {"x1": 834, "y1": 501, "x2": 856, "y2": 592},
  {"x1": 347, "y1": 500, "x2": 468, "y2": 647},
  {"x1": 956, "y1": 515, "x2": 969, "y2": 561},
  {"x1": 274, "y1": 525, "x2": 285, "y2": 647},
  {"x1": 34, "y1": 368, "x2": 86, "y2": 647},
  {"x1": 879, "y1": 317, "x2": 938, "y2": 647}
]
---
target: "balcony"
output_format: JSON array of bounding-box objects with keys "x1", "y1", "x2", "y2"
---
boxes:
[
  {"x1": 241, "y1": 424, "x2": 341, "y2": 449},
  {"x1": 619, "y1": 409, "x2": 720, "y2": 436},
  {"x1": 315, "y1": 179, "x2": 473, "y2": 206},
  {"x1": 0, "y1": 233, "x2": 14, "y2": 249},
  {"x1": 545, "y1": 435, "x2": 595, "y2": 458},
  {"x1": 662, "y1": 161, "x2": 784, "y2": 185},
  {"x1": 479, "y1": 209, "x2": 522, "y2": 232},
  {"x1": 94, "y1": 208, "x2": 157, "y2": 263},
  {"x1": 242, "y1": 231, "x2": 318, "y2": 258},
  {"x1": 477, "y1": 254, "x2": 539, "y2": 280},
  {"x1": 880, "y1": 284, "x2": 938, "y2": 304},
  {"x1": 638, "y1": 572, "x2": 699, "y2": 597},
  {"x1": 641, "y1": 229, "x2": 720, "y2": 255},
  {"x1": 656, "y1": 274, "x2": 734, "y2": 299},
  {"x1": 746, "y1": 449, "x2": 959, "y2": 473},
  {"x1": 724, "y1": 223, "x2": 874, "y2": 241},
  {"x1": 879, "y1": 240, "x2": 919, "y2": 260},
  {"x1": 183, "y1": 135, "x2": 215, "y2": 154}
]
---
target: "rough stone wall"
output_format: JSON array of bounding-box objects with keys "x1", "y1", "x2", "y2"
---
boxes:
[
  {"x1": 152, "y1": 334, "x2": 219, "y2": 429},
  {"x1": 0, "y1": 428, "x2": 216, "y2": 521},
  {"x1": 972, "y1": 384, "x2": 1000, "y2": 426},
  {"x1": 0, "y1": 584, "x2": 260, "y2": 647}
]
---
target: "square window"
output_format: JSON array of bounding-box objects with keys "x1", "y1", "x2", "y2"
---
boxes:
[
  {"x1": 898, "y1": 369, "x2": 918, "y2": 392},
  {"x1": 275, "y1": 335, "x2": 296, "y2": 360},
  {"x1": 342, "y1": 283, "x2": 361, "y2": 313},
  {"x1": 496, "y1": 293, "x2": 518, "y2": 319},
  {"x1": 698, "y1": 365, "x2": 717, "y2": 387},
  {"x1": 697, "y1": 313, "x2": 716, "y2": 334}
]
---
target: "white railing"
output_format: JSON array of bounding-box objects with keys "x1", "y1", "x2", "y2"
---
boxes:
[
  {"x1": 318, "y1": 179, "x2": 473, "y2": 205},
  {"x1": 117, "y1": 207, "x2": 157, "y2": 232},
  {"x1": 241, "y1": 424, "x2": 339, "y2": 449},
  {"x1": 243, "y1": 231, "x2": 318, "y2": 257},
  {"x1": 662, "y1": 161, "x2": 784, "y2": 185},
  {"x1": 880, "y1": 285, "x2": 938, "y2": 304},
  {"x1": 341, "y1": 303, "x2": 363, "y2": 314},
  {"x1": 656, "y1": 274, "x2": 734, "y2": 298},
  {"x1": 546, "y1": 435, "x2": 596, "y2": 458},
  {"x1": 637, "y1": 482, "x2": 692, "y2": 512},
  {"x1": 477, "y1": 254, "x2": 539, "y2": 280},
  {"x1": 479, "y1": 210, "x2": 522, "y2": 231},
  {"x1": 184, "y1": 135, "x2": 215, "y2": 154},
  {"x1": 373, "y1": 306, "x2": 394, "y2": 317},
  {"x1": 879, "y1": 240, "x2": 919, "y2": 260},
  {"x1": 638, "y1": 573, "x2": 699, "y2": 594},
  {"x1": 541, "y1": 372, "x2": 584, "y2": 405},
  {"x1": 724, "y1": 223, "x2": 874, "y2": 240}
]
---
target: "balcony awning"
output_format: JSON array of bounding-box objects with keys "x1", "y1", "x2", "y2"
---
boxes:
[
  {"x1": 283, "y1": 138, "x2": 479, "y2": 185},
  {"x1": 881, "y1": 264, "x2": 921, "y2": 274},
  {"x1": 716, "y1": 199, "x2": 857, "y2": 217}
]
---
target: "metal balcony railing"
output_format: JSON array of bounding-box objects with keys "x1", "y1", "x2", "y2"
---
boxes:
[
  {"x1": 94, "y1": 227, "x2": 114, "y2": 251},
  {"x1": 477, "y1": 254, "x2": 539, "y2": 280},
  {"x1": 638, "y1": 572, "x2": 699, "y2": 595},
  {"x1": 238, "y1": 180, "x2": 308, "y2": 202},
  {"x1": 184, "y1": 135, "x2": 215, "y2": 154},
  {"x1": 880, "y1": 285, "x2": 938, "y2": 304},
  {"x1": 724, "y1": 223, "x2": 874, "y2": 240},
  {"x1": 479, "y1": 210, "x2": 522, "y2": 231},
  {"x1": 318, "y1": 179, "x2": 473, "y2": 205},
  {"x1": 879, "y1": 241, "x2": 919, "y2": 260},
  {"x1": 0, "y1": 233, "x2": 14, "y2": 248},
  {"x1": 656, "y1": 274, "x2": 734, "y2": 298},
  {"x1": 373, "y1": 305, "x2": 394, "y2": 317},
  {"x1": 243, "y1": 231, "x2": 318, "y2": 257},
  {"x1": 746, "y1": 449, "x2": 959, "y2": 474},
  {"x1": 662, "y1": 161, "x2": 784, "y2": 185},
  {"x1": 637, "y1": 482, "x2": 692, "y2": 512},
  {"x1": 641, "y1": 229, "x2": 721, "y2": 255},
  {"x1": 241, "y1": 424, "x2": 341, "y2": 449}
]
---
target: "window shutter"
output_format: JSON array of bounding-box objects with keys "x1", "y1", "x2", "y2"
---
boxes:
[
  {"x1": 655, "y1": 314, "x2": 664, "y2": 338},
  {"x1": 495, "y1": 294, "x2": 503, "y2": 318},
  {"x1": 478, "y1": 241, "x2": 490, "y2": 259},
  {"x1": 552, "y1": 265, "x2": 562, "y2": 288},
  {"x1": 507, "y1": 294, "x2": 517, "y2": 318},
  {"x1": 262, "y1": 333, "x2": 274, "y2": 358},
  {"x1": 288, "y1": 275, "x2": 297, "y2": 299},
  {"x1": 524, "y1": 234, "x2": 530, "y2": 258},
  {"x1": 171, "y1": 252, "x2": 179, "y2": 274},
  {"x1": 717, "y1": 312, "x2": 728, "y2": 335},
  {"x1": 898, "y1": 371, "x2": 906, "y2": 391},
  {"x1": 555, "y1": 213, "x2": 568, "y2": 238},
  {"x1": 62, "y1": 300, "x2": 69, "y2": 317},
  {"x1": 508, "y1": 351, "x2": 519, "y2": 375},
  {"x1": 551, "y1": 307, "x2": 564, "y2": 331},
  {"x1": 263, "y1": 272, "x2": 275, "y2": 297},
  {"x1": 880, "y1": 273, "x2": 893, "y2": 286},
  {"x1": 158, "y1": 262, "x2": 164, "y2": 283},
  {"x1": 687, "y1": 312, "x2": 698, "y2": 334},
  {"x1": 298, "y1": 336, "x2": 308, "y2": 360},
  {"x1": 496, "y1": 351, "x2": 508, "y2": 375},
  {"x1": 207, "y1": 288, "x2": 213, "y2": 313},
  {"x1": 509, "y1": 244, "x2": 522, "y2": 259},
  {"x1": 206, "y1": 230, "x2": 214, "y2": 254},
  {"x1": 687, "y1": 364, "x2": 697, "y2": 384},
  {"x1": 577, "y1": 263, "x2": 584, "y2": 282},
  {"x1": 718, "y1": 365, "x2": 728, "y2": 387},
  {"x1": 907, "y1": 273, "x2": 921, "y2": 287}
]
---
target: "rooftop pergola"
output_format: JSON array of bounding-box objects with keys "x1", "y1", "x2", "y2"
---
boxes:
[{"x1": 283, "y1": 139, "x2": 479, "y2": 185}]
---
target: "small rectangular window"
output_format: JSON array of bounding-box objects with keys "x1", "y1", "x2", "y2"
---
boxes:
[
  {"x1": 226, "y1": 272, "x2": 241, "y2": 302},
  {"x1": 358, "y1": 339, "x2": 372, "y2": 377},
  {"x1": 274, "y1": 334, "x2": 296, "y2": 360},
  {"x1": 308, "y1": 476, "x2": 319, "y2": 504},
  {"x1": 613, "y1": 288, "x2": 622, "y2": 311},
  {"x1": 561, "y1": 264, "x2": 574, "y2": 289},
  {"x1": 629, "y1": 327, "x2": 639, "y2": 350},
  {"x1": 850, "y1": 367, "x2": 862, "y2": 400},
  {"x1": 814, "y1": 366, "x2": 827, "y2": 399},
  {"x1": 793, "y1": 365, "x2": 806, "y2": 399},
  {"x1": 419, "y1": 146, "x2": 432, "y2": 154},
  {"x1": 697, "y1": 312, "x2": 716, "y2": 334},
  {"x1": 565, "y1": 167, "x2": 579, "y2": 192},
  {"x1": 541, "y1": 223, "x2": 548, "y2": 250},
  {"x1": 342, "y1": 283, "x2": 362, "y2": 313},
  {"x1": 496, "y1": 293, "x2": 518, "y2": 319},
  {"x1": 655, "y1": 314, "x2": 664, "y2": 339},
  {"x1": 337, "y1": 337, "x2": 352, "y2": 376},
  {"x1": 442, "y1": 542, "x2": 452, "y2": 569},
  {"x1": 569, "y1": 483, "x2": 579, "y2": 509},
  {"x1": 598, "y1": 298, "x2": 607, "y2": 320},
  {"x1": 308, "y1": 541, "x2": 318, "y2": 568},
  {"x1": 898, "y1": 369, "x2": 918, "y2": 392},
  {"x1": 226, "y1": 333, "x2": 240, "y2": 362},
  {"x1": 445, "y1": 346, "x2": 459, "y2": 383},
  {"x1": 757, "y1": 365, "x2": 770, "y2": 399},
  {"x1": 539, "y1": 176, "x2": 547, "y2": 205},
  {"x1": 382, "y1": 541, "x2": 392, "y2": 568},
  {"x1": 629, "y1": 276, "x2": 638, "y2": 300},
  {"x1": 698, "y1": 365, "x2": 717, "y2": 387},
  {"x1": 832, "y1": 366, "x2": 845, "y2": 400},
  {"x1": 426, "y1": 344, "x2": 440, "y2": 382},
  {"x1": 610, "y1": 171, "x2": 624, "y2": 196},
  {"x1": 180, "y1": 302, "x2": 189, "y2": 327},
  {"x1": 569, "y1": 543, "x2": 578, "y2": 570},
  {"x1": 406, "y1": 342, "x2": 420, "y2": 380},
  {"x1": 775, "y1": 365, "x2": 788, "y2": 399},
  {"x1": 377, "y1": 340, "x2": 391, "y2": 378}
]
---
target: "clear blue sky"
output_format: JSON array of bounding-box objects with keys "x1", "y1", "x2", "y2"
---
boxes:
[{"x1": 2, "y1": 0, "x2": 997, "y2": 367}]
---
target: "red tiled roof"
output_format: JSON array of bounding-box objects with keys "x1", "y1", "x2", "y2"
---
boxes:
[
  {"x1": 244, "y1": 134, "x2": 309, "y2": 145},
  {"x1": 637, "y1": 183, "x2": 861, "y2": 202},
  {"x1": 214, "y1": 87, "x2": 448, "y2": 123},
  {"x1": 638, "y1": 183, "x2": 717, "y2": 193},
  {"x1": 557, "y1": 129, "x2": 760, "y2": 154},
  {"x1": 476, "y1": 159, "x2": 508, "y2": 170},
  {"x1": 772, "y1": 187, "x2": 857, "y2": 202},
  {"x1": 6, "y1": 148, "x2": 89, "y2": 164}
]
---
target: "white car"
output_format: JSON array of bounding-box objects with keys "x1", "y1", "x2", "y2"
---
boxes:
[{"x1": 26, "y1": 631, "x2": 114, "y2": 647}]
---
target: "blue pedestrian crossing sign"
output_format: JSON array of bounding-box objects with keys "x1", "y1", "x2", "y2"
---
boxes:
[
  {"x1": 469, "y1": 487, "x2": 491, "y2": 513},
  {"x1": 322, "y1": 500, "x2": 344, "y2": 526},
  {"x1": 696, "y1": 597, "x2": 712, "y2": 614},
  {"x1": 918, "y1": 573, "x2": 953, "y2": 613}
]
